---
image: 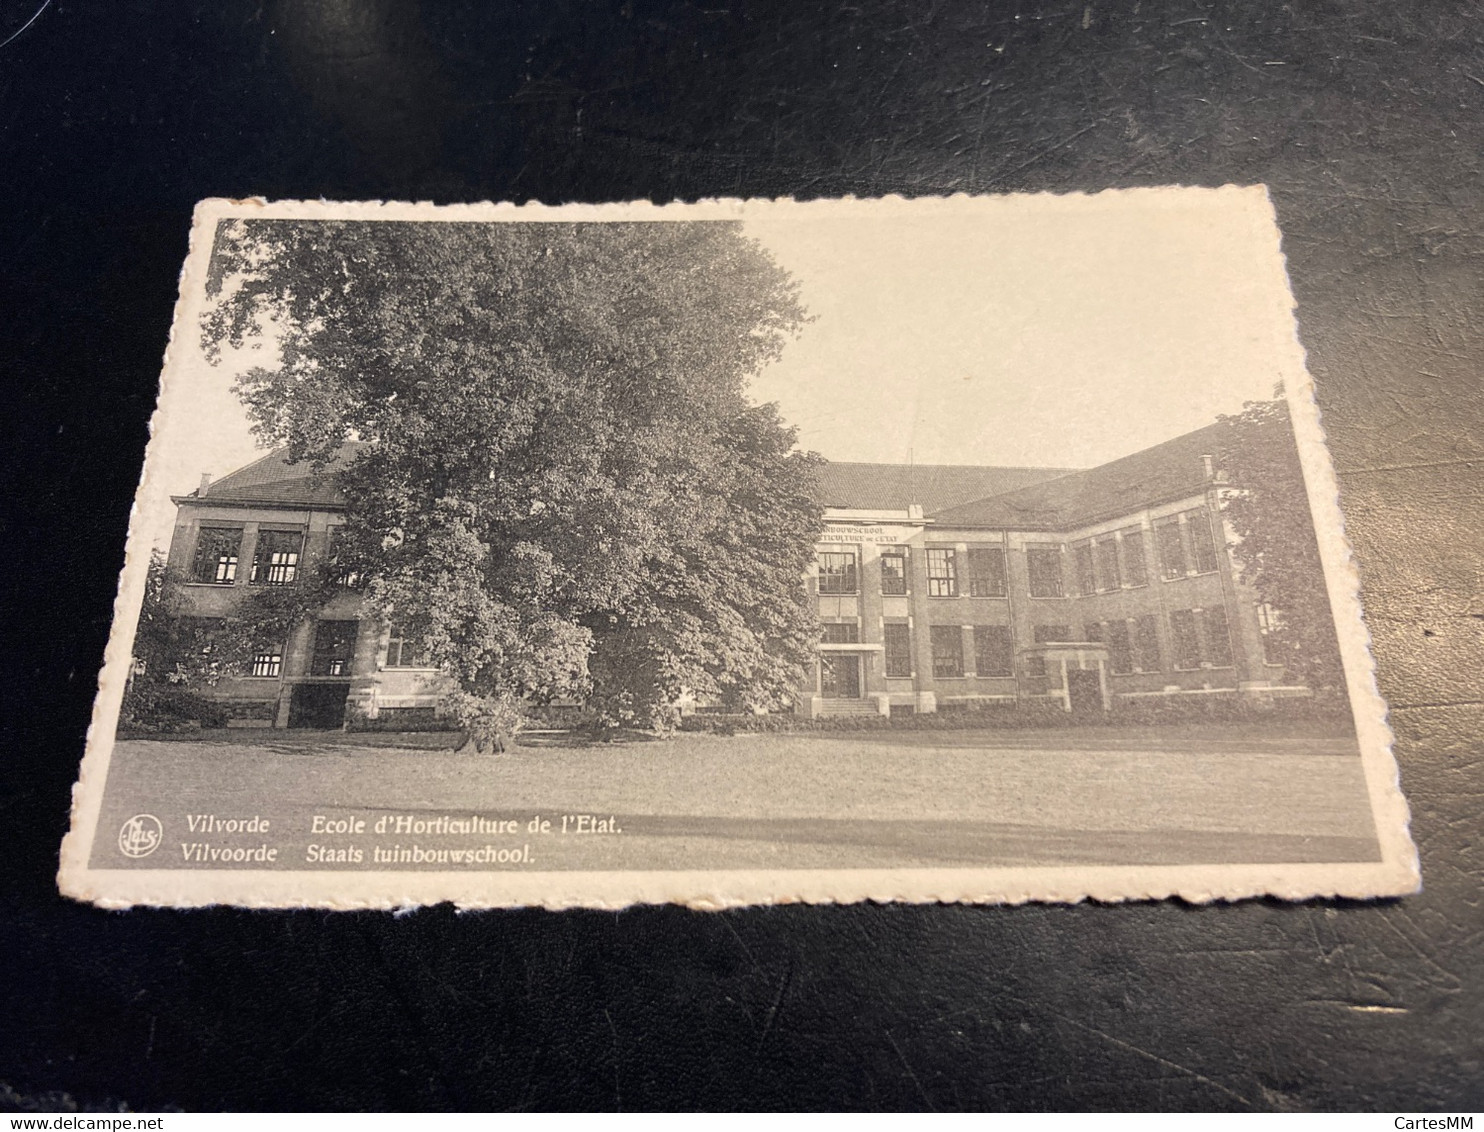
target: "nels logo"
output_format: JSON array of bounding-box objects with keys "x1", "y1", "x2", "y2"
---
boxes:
[{"x1": 117, "y1": 814, "x2": 163, "y2": 859}]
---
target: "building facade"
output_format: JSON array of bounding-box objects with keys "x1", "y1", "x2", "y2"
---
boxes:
[{"x1": 157, "y1": 420, "x2": 1304, "y2": 729}]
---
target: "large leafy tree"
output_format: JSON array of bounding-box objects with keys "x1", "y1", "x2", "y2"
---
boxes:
[
  {"x1": 201, "y1": 218, "x2": 821, "y2": 746},
  {"x1": 1218, "y1": 397, "x2": 1345, "y2": 690}
]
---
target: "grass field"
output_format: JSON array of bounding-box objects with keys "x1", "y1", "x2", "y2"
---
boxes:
[{"x1": 92, "y1": 725, "x2": 1381, "y2": 872}]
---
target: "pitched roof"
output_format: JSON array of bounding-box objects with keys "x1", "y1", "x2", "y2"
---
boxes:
[
  {"x1": 191, "y1": 444, "x2": 365, "y2": 507},
  {"x1": 930, "y1": 420, "x2": 1229, "y2": 530},
  {"x1": 814, "y1": 462, "x2": 1079, "y2": 513}
]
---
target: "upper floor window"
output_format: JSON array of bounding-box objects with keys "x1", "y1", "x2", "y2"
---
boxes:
[
  {"x1": 1073, "y1": 542, "x2": 1096, "y2": 596},
  {"x1": 249, "y1": 648, "x2": 283, "y2": 678},
  {"x1": 817, "y1": 551, "x2": 858, "y2": 595},
  {"x1": 1121, "y1": 529, "x2": 1150, "y2": 587},
  {"x1": 1094, "y1": 537, "x2": 1122, "y2": 593},
  {"x1": 385, "y1": 623, "x2": 429, "y2": 668},
  {"x1": 966, "y1": 547, "x2": 1007, "y2": 597},
  {"x1": 1156, "y1": 519, "x2": 1187, "y2": 581},
  {"x1": 821, "y1": 621, "x2": 860, "y2": 644},
  {"x1": 1026, "y1": 546, "x2": 1064, "y2": 598},
  {"x1": 879, "y1": 550, "x2": 909, "y2": 595},
  {"x1": 326, "y1": 527, "x2": 364, "y2": 588},
  {"x1": 310, "y1": 619, "x2": 359, "y2": 677},
  {"x1": 929, "y1": 625, "x2": 964, "y2": 677},
  {"x1": 1187, "y1": 509, "x2": 1221, "y2": 574},
  {"x1": 191, "y1": 527, "x2": 242, "y2": 585},
  {"x1": 251, "y1": 529, "x2": 304, "y2": 586},
  {"x1": 926, "y1": 548, "x2": 958, "y2": 597}
]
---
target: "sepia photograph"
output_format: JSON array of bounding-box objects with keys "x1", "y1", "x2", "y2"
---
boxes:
[{"x1": 59, "y1": 190, "x2": 1417, "y2": 909}]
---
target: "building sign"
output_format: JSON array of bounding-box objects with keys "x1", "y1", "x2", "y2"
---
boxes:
[{"x1": 819, "y1": 524, "x2": 917, "y2": 545}]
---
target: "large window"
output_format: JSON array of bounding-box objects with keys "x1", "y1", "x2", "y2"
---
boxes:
[
  {"x1": 1134, "y1": 615, "x2": 1162, "y2": 672},
  {"x1": 251, "y1": 529, "x2": 304, "y2": 586},
  {"x1": 883, "y1": 623, "x2": 912, "y2": 678},
  {"x1": 1257, "y1": 603, "x2": 1286, "y2": 666},
  {"x1": 1026, "y1": 546, "x2": 1064, "y2": 598},
  {"x1": 1203, "y1": 606, "x2": 1234, "y2": 666},
  {"x1": 1073, "y1": 542, "x2": 1096, "y2": 596},
  {"x1": 821, "y1": 621, "x2": 860, "y2": 644},
  {"x1": 1170, "y1": 609, "x2": 1202, "y2": 670},
  {"x1": 930, "y1": 625, "x2": 964, "y2": 678},
  {"x1": 1106, "y1": 620, "x2": 1134, "y2": 674},
  {"x1": 1121, "y1": 529, "x2": 1149, "y2": 587},
  {"x1": 1156, "y1": 520, "x2": 1187, "y2": 580},
  {"x1": 1082, "y1": 622, "x2": 1103, "y2": 644},
  {"x1": 326, "y1": 527, "x2": 364, "y2": 588},
  {"x1": 249, "y1": 649, "x2": 283, "y2": 678},
  {"x1": 1095, "y1": 537, "x2": 1122, "y2": 592},
  {"x1": 925, "y1": 548, "x2": 958, "y2": 597},
  {"x1": 816, "y1": 552, "x2": 858, "y2": 595},
  {"x1": 310, "y1": 620, "x2": 359, "y2": 677},
  {"x1": 1188, "y1": 509, "x2": 1221, "y2": 574},
  {"x1": 973, "y1": 625, "x2": 1014, "y2": 677},
  {"x1": 879, "y1": 550, "x2": 909, "y2": 595},
  {"x1": 966, "y1": 547, "x2": 1007, "y2": 597},
  {"x1": 191, "y1": 527, "x2": 242, "y2": 585},
  {"x1": 384, "y1": 624, "x2": 428, "y2": 668}
]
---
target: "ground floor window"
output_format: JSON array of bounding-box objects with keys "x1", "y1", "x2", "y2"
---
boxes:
[
  {"x1": 1106, "y1": 620, "x2": 1134, "y2": 674},
  {"x1": 250, "y1": 650, "x2": 283, "y2": 678},
  {"x1": 1203, "y1": 606, "x2": 1234, "y2": 667},
  {"x1": 384, "y1": 623, "x2": 428, "y2": 668},
  {"x1": 1256, "y1": 603, "x2": 1286, "y2": 666},
  {"x1": 973, "y1": 625, "x2": 1014, "y2": 677},
  {"x1": 883, "y1": 623, "x2": 912, "y2": 677},
  {"x1": 1134, "y1": 615, "x2": 1162, "y2": 672},
  {"x1": 930, "y1": 625, "x2": 964, "y2": 678},
  {"x1": 311, "y1": 620, "x2": 359, "y2": 677}
]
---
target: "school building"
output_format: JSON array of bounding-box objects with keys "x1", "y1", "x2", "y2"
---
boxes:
[{"x1": 157, "y1": 419, "x2": 1305, "y2": 729}]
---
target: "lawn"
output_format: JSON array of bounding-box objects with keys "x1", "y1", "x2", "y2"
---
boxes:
[{"x1": 91, "y1": 725, "x2": 1381, "y2": 872}]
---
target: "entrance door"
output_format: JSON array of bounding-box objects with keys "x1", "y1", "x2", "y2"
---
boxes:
[
  {"x1": 288, "y1": 683, "x2": 350, "y2": 728},
  {"x1": 820, "y1": 654, "x2": 861, "y2": 698},
  {"x1": 1066, "y1": 668, "x2": 1104, "y2": 716}
]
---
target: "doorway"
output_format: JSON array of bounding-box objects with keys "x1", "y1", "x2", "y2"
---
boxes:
[
  {"x1": 1066, "y1": 668, "x2": 1105, "y2": 716},
  {"x1": 288, "y1": 682, "x2": 350, "y2": 729},
  {"x1": 820, "y1": 654, "x2": 861, "y2": 699}
]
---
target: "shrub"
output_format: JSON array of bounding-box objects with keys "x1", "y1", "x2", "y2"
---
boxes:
[{"x1": 119, "y1": 683, "x2": 228, "y2": 732}]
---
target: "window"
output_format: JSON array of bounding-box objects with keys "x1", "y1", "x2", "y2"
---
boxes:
[
  {"x1": 821, "y1": 621, "x2": 860, "y2": 644},
  {"x1": 1026, "y1": 546, "x2": 1064, "y2": 598},
  {"x1": 1156, "y1": 520, "x2": 1187, "y2": 581},
  {"x1": 879, "y1": 550, "x2": 909, "y2": 595},
  {"x1": 1203, "y1": 606, "x2": 1234, "y2": 666},
  {"x1": 973, "y1": 625, "x2": 1014, "y2": 677},
  {"x1": 250, "y1": 650, "x2": 283, "y2": 678},
  {"x1": 930, "y1": 625, "x2": 964, "y2": 678},
  {"x1": 326, "y1": 528, "x2": 364, "y2": 588},
  {"x1": 191, "y1": 527, "x2": 242, "y2": 585},
  {"x1": 1121, "y1": 529, "x2": 1149, "y2": 587},
  {"x1": 1106, "y1": 620, "x2": 1134, "y2": 674},
  {"x1": 1082, "y1": 622, "x2": 1103, "y2": 644},
  {"x1": 1134, "y1": 615, "x2": 1162, "y2": 672},
  {"x1": 817, "y1": 552, "x2": 858, "y2": 595},
  {"x1": 385, "y1": 624, "x2": 428, "y2": 668},
  {"x1": 966, "y1": 547, "x2": 1007, "y2": 597},
  {"x1": 1170, "y1": 609, "x2": 1202, "y2": 670},
  {"x1": 1095, "y1": 537, "x2": 1122, "y2": 592},
  {"x1": 1188, "y1": 509, "x2": 1221, "y2": 574},
  {"x1": 1073, "y1": 542, "x2": 1096, "y2": 596},
  {"x1": 251, "y1": 529, "x2": 303, "y2": 586},
  {"x1": 1026, "y1": 625, "x2": 1070, "y2": 677},
  {"x1": 926, "y1": 548, "x2": 958, "y2": 597},
  {"x1": 1257, "y1": 603, "x2": 1286, "y2": 666},
  {"x1": 310, "y1": 620, "x2": 359, "y2": 677},
  {"x1": 884, "y1": 623, "x2": 913, "y2": 678}
]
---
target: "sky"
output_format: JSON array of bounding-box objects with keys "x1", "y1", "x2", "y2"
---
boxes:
[{"x1": 142, "y1": 190, "x2": 1301, "y2": 547}]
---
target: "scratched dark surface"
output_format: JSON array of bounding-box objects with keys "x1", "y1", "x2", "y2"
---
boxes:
[{"x1": 3, "y1": 0, "x2": 1481, "y2": 1112}]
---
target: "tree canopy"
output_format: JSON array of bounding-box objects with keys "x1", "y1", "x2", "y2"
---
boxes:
[
  {"x1": 1218, "y1": 397, "x2": 1346, "y2": 691},
  {"x1": 201, "y1": 219, "x2": 822, "y2": 743}
]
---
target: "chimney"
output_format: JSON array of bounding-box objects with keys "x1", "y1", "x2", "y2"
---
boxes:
[
  {"x1": 198, "y1": 472, "x2": 212, "y2": 497},
  {"x1": 1200, "y1": 454, "x2": 1214, "y2": 481}
]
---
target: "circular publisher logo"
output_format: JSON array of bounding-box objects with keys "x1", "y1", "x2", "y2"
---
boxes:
[{"x1": 118, "y1": 814, "x2": 163, "y2": 859}]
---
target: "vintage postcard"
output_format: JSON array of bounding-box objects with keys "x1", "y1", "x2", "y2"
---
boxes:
[{"x1": 59, "y1": 189, "x2": 1418, "y2": 909}]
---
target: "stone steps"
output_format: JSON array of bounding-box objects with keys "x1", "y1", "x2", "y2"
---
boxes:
[{"x1": 816, "y1": 698, "x2": 880, "y2": 717}]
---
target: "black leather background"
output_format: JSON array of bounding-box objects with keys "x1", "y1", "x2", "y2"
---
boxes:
[{"x1": 3, "y1": 0, "x2": 1480, "y2": 1111}]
